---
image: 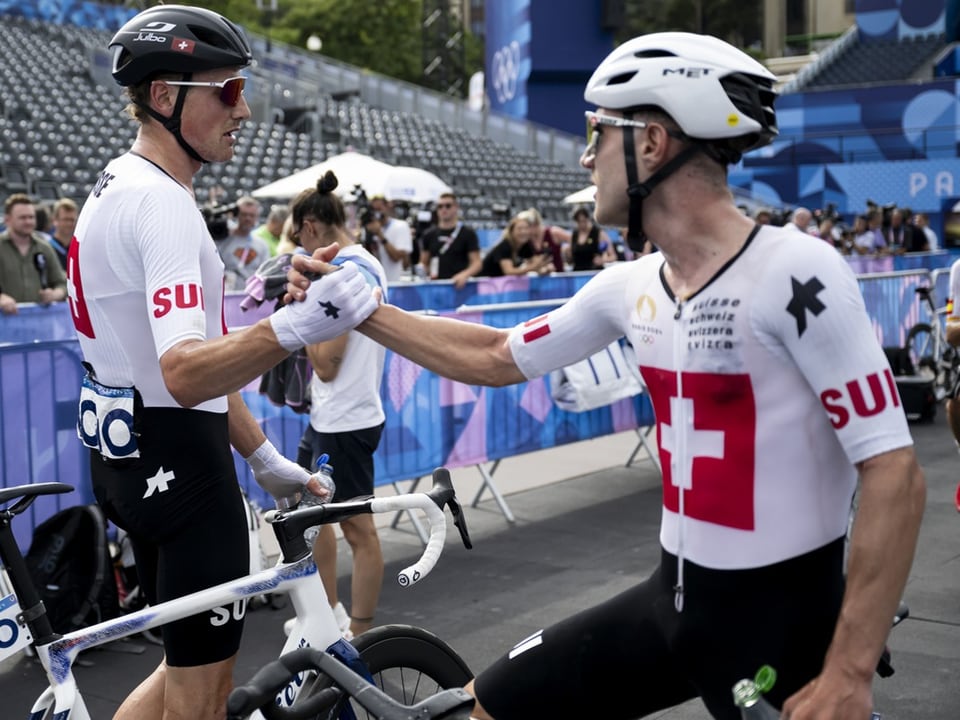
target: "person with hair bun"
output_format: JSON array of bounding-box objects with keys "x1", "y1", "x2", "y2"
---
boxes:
[{"x1": 289, "y1": 170, "x2": 388, "y2": 640}]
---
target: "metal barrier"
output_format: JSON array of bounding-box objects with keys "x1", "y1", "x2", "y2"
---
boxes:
[{"x1": 2, "y1": 264, "x2": 954, "y2": 546}]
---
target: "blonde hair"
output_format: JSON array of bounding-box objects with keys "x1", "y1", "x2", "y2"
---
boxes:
[{"x1": 517, "y1": 207, "x2": 542, "y2": 226}]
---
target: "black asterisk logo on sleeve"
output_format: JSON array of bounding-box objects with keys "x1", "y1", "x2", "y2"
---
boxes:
[{"x1": 786, "y1": 276, "x2": 826, "y2": 337}]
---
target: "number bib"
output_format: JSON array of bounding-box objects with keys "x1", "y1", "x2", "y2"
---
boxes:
[
  {"x1": 0, "y1": 594, "x2": 33, "y2": 662},
  {"x1": 77, "y1": 374, "x2": 140, "y2": 460}
]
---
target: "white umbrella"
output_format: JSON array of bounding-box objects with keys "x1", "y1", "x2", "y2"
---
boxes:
[
  {"x1": 563, "y1": 185, "x2": 596, "y2": 205},
  {"x1": 252, "y1": 151, "x2": 393, "y2": 200},
  {"x1": 376, "y1": 166, "x2": 451, "y2": 204}
]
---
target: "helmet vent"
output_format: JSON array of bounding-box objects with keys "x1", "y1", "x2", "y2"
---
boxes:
[{"x1": 633, "y1": 49, "x2": 677, "y2": 59}]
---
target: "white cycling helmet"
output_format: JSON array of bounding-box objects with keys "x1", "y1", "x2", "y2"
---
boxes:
[
  {"x1": 585, "y1": 32, "x2": 778, "y2": 155},
  {"x1": 584, "y1": 33, "x2": 778, "y2": 250}
]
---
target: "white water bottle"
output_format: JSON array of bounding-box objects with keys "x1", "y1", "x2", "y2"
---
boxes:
[{"x1": 301, "y1": 454, "x2": 335, "y2": 545}]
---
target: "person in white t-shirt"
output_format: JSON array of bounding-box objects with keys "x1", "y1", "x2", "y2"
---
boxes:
[
  {"x1": 369, "y1": 194, "x2": 412, "y2": 282},
  {"x1": 287, "y1": 32, "x2": 925, "y2": 720},
  {"x1": 292, "y1": 171, "x2": 388, "y2": 640}
]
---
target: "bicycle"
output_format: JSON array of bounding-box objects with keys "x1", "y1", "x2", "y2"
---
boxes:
[
  {"x1": 0, "y1": 468, "x2": 474, "y2": 720},
  {"x1": 904, "y1": 285, "x2": 960, "y2": 402}
]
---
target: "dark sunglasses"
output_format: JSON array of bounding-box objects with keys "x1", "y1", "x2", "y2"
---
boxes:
[
  {"x1": 436, "y1": 202, "x2": 455, "y2": 209},
  {"x1": 164, "y1": 76, "x2": 246, "y2": 107}
]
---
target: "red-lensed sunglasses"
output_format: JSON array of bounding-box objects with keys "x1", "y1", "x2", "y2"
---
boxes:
[{"x1": 163, "y1": 76, "x2": 246, "y2": 107}]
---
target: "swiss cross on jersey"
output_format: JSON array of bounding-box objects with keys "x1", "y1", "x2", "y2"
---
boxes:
[{"x1": 641, "y1": 365, "x2": 757, "y2": 531}]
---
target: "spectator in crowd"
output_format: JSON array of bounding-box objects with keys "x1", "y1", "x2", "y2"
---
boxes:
[
  {"x1": 357, "y1": 207, "x2": 386, "y2": 257},
  {"x1": 914, "y1": 212, "x2": 939, "y2": 251},
  {"x1": 69, "y1": 7, "x2": 361, "y2": 718},
  {"x1": 49, "y1": 197, "x2": 79, "y2": 270},
  {"x1": 479, "y1": 212, "x2": 552, "y2": 277},
  {"x1": 754, "y1": 207, "x2": 772, "y2": 225},
  {"x1": 252, "y1": 203, "x2": 288, "y2": 256},
  {"x1": 521, "y1": 207, "x2": 564, "y2": 272},
  {"x1": 817, "y1": 216, "x2": 837, "y2": 247},
  {"x1": 784, "y1": 206, "x2": 813, "y2": 234},
  {"x1": 217, "y1": 195, "x2": 270, "y2": 290},
  {"x1": 33, "y1": 202, "x2": 55, "y2": 241},
  {"x1": 854, "y1": 209, "x2": 889, "y2": 255},
  {"x1": 370, "y1": 194, "x2": 413, "y2": 282},
  {"x1": 553, "y1": 205, "x2": 615, "y2": 271},
  {"x1": 0, "y1": 192, "x2": 67, "y2": 314},
  {"x1": 419, "y1": 192, "x2": 482, "y2": 287},
  {"x1": 290, "y1": 170, "x2": 387, "y2": 640},
  {"x1": 887, "y1": 207, "x2": 929, "y2": 253},
  {"x1": 287, "y1": 32, "x2": 925, "y2": 720}
]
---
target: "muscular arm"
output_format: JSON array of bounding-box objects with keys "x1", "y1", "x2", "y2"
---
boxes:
[
  {"x1": 305, "y1": 333, "x2": 349, "y2": 382},
  {"x1": 358, "y1": 304, "x2": 524, "y2": 387},
  {"x1": 159, "y1": 319, "x2": 289, "y2": 408},
  {"x1": 783, "y1": 446, "x2": 925, "y2": 718},
  {"x1": 947, "y1": 318, "x2": 960, "y2": 348}
]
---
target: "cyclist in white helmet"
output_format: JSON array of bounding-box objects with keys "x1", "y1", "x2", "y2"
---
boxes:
[{"x1": 289, "y1": 32, "x2": 925, "y2": 719}]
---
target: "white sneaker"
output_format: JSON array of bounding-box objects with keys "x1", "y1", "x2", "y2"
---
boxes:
[{"x1": 332, "y1": 602, "x2": 354, "y2": 641}]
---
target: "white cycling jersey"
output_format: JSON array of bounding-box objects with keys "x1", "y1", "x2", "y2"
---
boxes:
[
  {"x1": 508, "y1": 224, "x2": 912, "y2": 571},
  {"x1": 947, "y1": 257, "x2": 960, "y2": 320},
  {"x1": 68, "y1": 153, "x2": 228, "y2": 413}
]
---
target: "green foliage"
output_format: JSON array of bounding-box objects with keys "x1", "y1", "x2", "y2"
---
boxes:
[{"x1": 153, "y1": 0, "x2": 483, "y2": 93}]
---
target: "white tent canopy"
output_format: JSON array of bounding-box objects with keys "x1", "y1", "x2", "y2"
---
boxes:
[
  {"x1": 252, "y1": 151, "x2": 450, "y2": 204},
  {"x1": 252, "y1": 151, "x2": 392, "y2": 201}
]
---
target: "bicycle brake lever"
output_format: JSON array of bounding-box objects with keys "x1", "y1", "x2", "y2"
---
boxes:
[{"x1": 447, "y1": 497, "x2": 473, "y2": 550}]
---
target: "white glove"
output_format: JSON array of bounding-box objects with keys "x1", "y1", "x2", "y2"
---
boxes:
[
  {"x1": 270, "y1": 262, "x2": 378, "y2": 352},
  {"x1": 245, "y1": 439, "x2": 311, "y2": 501}
]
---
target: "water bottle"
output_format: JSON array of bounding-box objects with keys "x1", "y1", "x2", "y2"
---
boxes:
[
  {"x1": 733, "y1": 666, "x2": 882, "y2": 719},
  {"x1": 732, "y1": 665, "x2": 779, "y2": 719},
  {"x1": 300, "y1": 455, "x2": 335, "y2": 545},
  {"x1": 274, "y1": 454, "x2": 336, "y2": 546}
]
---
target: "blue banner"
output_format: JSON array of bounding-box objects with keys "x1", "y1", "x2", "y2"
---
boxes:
[{"x1": 485, "y1": 0, "x2": 530, "y2": 118}]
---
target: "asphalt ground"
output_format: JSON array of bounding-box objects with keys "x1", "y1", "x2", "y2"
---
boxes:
[{"x1": 1, "y1": 420, "x2": 958, "y2": 719}]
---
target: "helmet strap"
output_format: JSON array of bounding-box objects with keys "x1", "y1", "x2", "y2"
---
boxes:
[
  {"x1": 622, "y1": 111, "x2": 701, "y2": 252},
  {"x1": 136, "y1": 73, "x2": 208, "y2": 164}
]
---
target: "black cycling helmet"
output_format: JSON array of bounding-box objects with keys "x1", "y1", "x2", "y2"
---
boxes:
[{"x1": 110, "y1": 4, "x2": 252, "y2": 87}]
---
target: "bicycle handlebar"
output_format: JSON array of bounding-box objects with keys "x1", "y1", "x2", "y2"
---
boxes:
[
  {"x1": 226, "y1": 647, "x2": 475, "y2": 720},
  {"x1": 266, "y1": 467, "x2": 472, "y2": 584}
]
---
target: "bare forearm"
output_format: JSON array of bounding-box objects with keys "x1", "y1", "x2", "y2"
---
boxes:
[
  {"x1": 160, "y1": 320, "x2": 289, "y2": 407},
  {"x1": 823, "y1": 448, "x2": 925, "y2": 680},
  {"x1": 228, "y1": 392, "x2": 267, "y2": 457},
  {"x1": 947, "y1": 320, "x2": 960, "y2": 347},
  {"x1": 358, "y1": 304, "x2": 525, "y2": 386}
]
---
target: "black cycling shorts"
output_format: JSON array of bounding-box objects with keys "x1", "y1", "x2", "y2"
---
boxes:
[
  {"x1": 91, "y1": 407, "x2": 249, "y2": 667},
  {"x1": 297, "y1": 423, "x2": 384, "y2": 501},
  {"x1": 473, "y1": 538, "x2": 845, "y2": 720}
]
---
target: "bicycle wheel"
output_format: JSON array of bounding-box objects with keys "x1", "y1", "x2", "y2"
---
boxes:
[
  {"x1": 905, "y1": 322, "x2": 936, "y2": 378},
  {"x1": 297, "y1": 624, "x2": 473, "y2": 720}
]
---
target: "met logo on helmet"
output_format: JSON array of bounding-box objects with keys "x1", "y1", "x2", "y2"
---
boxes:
[{"x1": 662, "y1": 67, "x2": 713, "y2": 78}]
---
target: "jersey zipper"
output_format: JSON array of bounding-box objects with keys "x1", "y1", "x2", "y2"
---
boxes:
[{"x1": 672, "y1": 298, "x2": 686, "y2": 612}]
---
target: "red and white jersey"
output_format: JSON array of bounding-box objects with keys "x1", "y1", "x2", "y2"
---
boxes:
[
  {"x1": 68, "y1": 153, "x2": 228, "y2": 412},
  {"x1": 509, "y1": 224, "x2": 912, "y2": 570},
  {"x1": 947, "y1": 257, "x2": 960, "y2": 320}
]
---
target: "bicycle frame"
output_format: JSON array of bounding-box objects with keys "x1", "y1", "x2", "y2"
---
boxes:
[{"x1": 0, "y1": 475, "x2": 465, "y2": 720}]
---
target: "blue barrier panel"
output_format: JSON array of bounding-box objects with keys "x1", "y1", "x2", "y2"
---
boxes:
[
  {"x1": 0, "y1": 264, "x2": 944, "y2": 543},
  {"x1": 0, "y1": 341, "x2": 91, "y2": 550}
]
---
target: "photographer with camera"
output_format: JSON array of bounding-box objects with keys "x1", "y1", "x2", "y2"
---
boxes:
[{"x1": 368, "y1": 194, "x2": 412, "y2": 282}]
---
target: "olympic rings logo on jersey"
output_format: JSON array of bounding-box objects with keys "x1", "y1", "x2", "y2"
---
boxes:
[
  {"x1": 77, "y1": 376, "x2": 140, "y2": 460},
  {"x1": 491, "y1": 41, "x2": 521, "y2": 104}
]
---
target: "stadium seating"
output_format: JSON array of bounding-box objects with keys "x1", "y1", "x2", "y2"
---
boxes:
[
  {"x1": 0, "y1": 14, "x2": 589, "y2": 226},
  {"x1": 794, "y1": 31, "x2": 946, "y2": 91}
]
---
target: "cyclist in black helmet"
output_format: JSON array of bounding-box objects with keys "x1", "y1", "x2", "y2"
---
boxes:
[{"x1": 69, "y1": 5, "x2": 377, "y2": 718}]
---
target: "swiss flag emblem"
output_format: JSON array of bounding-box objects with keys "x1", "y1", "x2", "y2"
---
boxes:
[
  {"x1": 172, "y1": 37, "x2": 196, "y2": 53},
  {"x1": 641, "y1": 366, "x2": 757, "y2": 530}
]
